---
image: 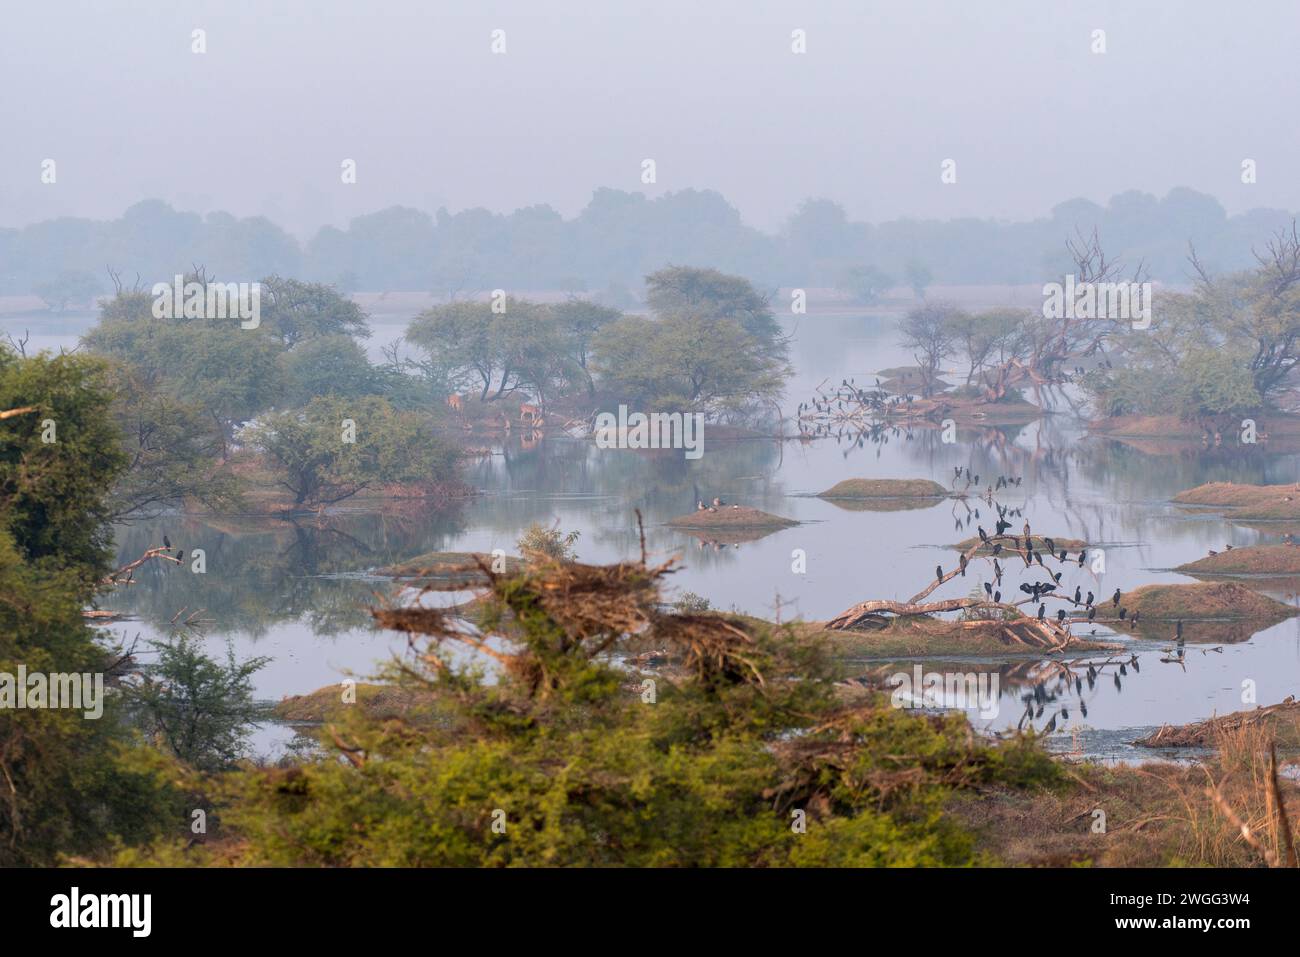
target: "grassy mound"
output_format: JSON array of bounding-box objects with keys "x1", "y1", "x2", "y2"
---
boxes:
[
  {"x1": 1172, "y1": 482, "x2": 1300, "y2": 520},
  {"x1": 1135, "y1": 697, "x2": 1300, "y2": 750},
  {"x1": 818, "y1": 478, "x2": 948, "y2": 499},
  {"x1": 273, "y1": 683, "x2": 440, "y2": 723},
  {"x1": 1176, "y1": 545, "x2": 1300, "y2": 576},
  {"x1": 666, "y1": 505, "x2": 797, "y2": 530},
  {"x1": 1096, "y1": 581, "x2": 1297, "y2": 622},
  {"x1": 952, "y1": 535, "x2": 1086, "y2": 555}
]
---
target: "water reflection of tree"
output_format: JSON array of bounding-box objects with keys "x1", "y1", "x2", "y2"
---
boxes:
[{"x1": 104, "y1": 507, "x2": 468, "y2": 638}]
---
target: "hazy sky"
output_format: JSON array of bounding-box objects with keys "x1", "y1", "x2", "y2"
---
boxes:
[{"x1": 3, "y1": 0, "x2": 1299, "y2": 236}]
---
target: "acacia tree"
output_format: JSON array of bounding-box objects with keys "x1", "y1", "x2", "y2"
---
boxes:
[
  {"x1": 552, "y1": 299, "x2": 622, "y2": 395},
  {"x1": 1189, "y1": 222, "x2": 1300, "y2": 404},
  {"x1": 976, "y1": 230, "x2": 1147, "y2": 408},
  {"x1": 1081, "y1": 223, "x2": 1300, "y2": 421},
  {"x1": 898, "y1": 302, "x2": 962, "y2": 396}
]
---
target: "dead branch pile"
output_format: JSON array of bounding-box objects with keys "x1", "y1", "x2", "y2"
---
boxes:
[
  {"x1": 827, "y1": 532, "x2": 1080, "y2": 649},
  {"x1": 370, "y1": 514, "x2": 770, "y2": 694}
]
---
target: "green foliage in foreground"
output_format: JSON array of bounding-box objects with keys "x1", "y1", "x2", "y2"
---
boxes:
[
  {"x1": 0, "y1": 348, "x2": 187, "y2": 865},
  {"x1": 179, "y1": 554, "x2": 1058, "y2": 867}
]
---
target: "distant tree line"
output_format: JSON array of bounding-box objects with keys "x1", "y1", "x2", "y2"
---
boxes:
[{"x1": 3, "y1": 187, "x2": 1296, "y2": 301}]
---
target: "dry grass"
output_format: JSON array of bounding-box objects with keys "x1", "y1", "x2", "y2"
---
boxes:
[
  {"x1": 1097, "y1": 581, "x2": 1298, "y2": 622},
  {"x1": 1173, "y1": 481, "x2": 1300, "y2": 520},
  {"x1": 1135, "y1": 697, "x2": 1300, "y2": 750},
  {"x1": 958, "y1": 738, "x2": 1300, "y2": 866},
  {"x1": 1176, "y1": 544, "x2": 1300, "y2": 576},
  {"x1": 817, "y1": 478, "x2": 948, "y2": 499},
  {"x1": 666, "y1": 506, "x2": 797, "y2": 529},
  {"x1": 951, "y1": 535, "x2": 1086, "y2": 555}
]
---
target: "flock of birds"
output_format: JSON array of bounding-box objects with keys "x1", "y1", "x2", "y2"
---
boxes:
[
  {"x1": 695, "y1": 496, "x2": 741, "y2": 513},
  {"x1": 796, "y1": 378, "x2": 929, "y2": 457}
]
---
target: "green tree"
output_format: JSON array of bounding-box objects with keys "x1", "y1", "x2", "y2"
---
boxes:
[
  {"x1": 840, "y1": 265, "x2": 894, "y2": 305},
  {"x1": 108, "y1": 359, "x2": 241, "y2": 519},
  {"x1": 644, "y1": 266, "x2": 787, "y2": 362},
  {"x1": 246, "y1": 395, "x2": 459, "y2": 507},
  {"x1": 898, "y1": 302, "x2": 962, "y2": 397},
  {"x1": 123, "y1": 636, "x2": 269, "y2": 772},
  {"x1": 278, "y1": 334, "x2": 378, "y2": 407},
  {"x1": 0, "y1": 346, "x2": 185, "y2": 865},
  {"x1": 0, "y1": 349, "x2": 127, "y2": 581},
  {"x1": 593, "y1": 313, "x2": 787, "y2": 412},
  {"x1": 257, "y1": 275, "x2": 371, "y2": 348},
  {"x1": 903, "y1": 259, "x2": 933, "y2": 299},
  {"x1": 552, "y1": 299, "x2": 622, "y2": 395},
  {"x1": 406, "y1": 300, "x2": 501, "y2": 400},
  {"x1": 34, "y1": 269, "x2": 102, "y2": 312}
]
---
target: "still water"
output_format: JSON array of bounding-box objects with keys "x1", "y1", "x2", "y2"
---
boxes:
[{"x1": 17, "y1": 309, "x2": 1297, "y2": 761}]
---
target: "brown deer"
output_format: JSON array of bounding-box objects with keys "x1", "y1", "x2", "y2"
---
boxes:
[
  {"x1": 519, "y1": 402, "x2": 543, "y2": 427},
  {"x1": 446, "y1": 393, "x2": 463, "y2": 413}
]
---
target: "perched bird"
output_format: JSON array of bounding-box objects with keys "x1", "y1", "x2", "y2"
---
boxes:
[
  {"x1": 1112, "y1": 588, "x2": 1122, "y2": 607},
  {"x1": 1043, "y1": 714, "x2": 1057, "y2": 734},
  {"x1": 936, "y1": 564, "x2": 944, "y2": 582},
  {"x1": 983, "y1": 581, "x2": 993, "y2": 597},
  {"x1": 992, "y1": 543, "x2": 1002, "y2": 555},
  {"x1": 1085, "y1": 591, "x2": 1094, "y2": 607},
  {"x1": 1058, "y1": 549, "x2": 1067, "y2": 563},
  {"x1": 1073, "y1": 586, "x2": 1082, "y2": 605},
  {"x1": 993, "y1": 590, "x2": 1001, "y2": 603},
  {"x1": 1056, "y1": 609, "x2": 1066, "y2": 623},
  {"x1": 1037, "y1": 603, "x2": 1046, "y2": 621},
  {"x1": 1118, "y1": 607, "x2": 1127, "y2": 620},
  {"x1": 1044, "y1": 537, "x2": 1056, "y2": 556},
  {"x1": 978, "y1": 526, "x2": 989, "y2": 543},
  {"x1": 958, "y1": 554, "x2": 968, "y2": 576},
  {"x1": 175, "y1": 550, "x2": 184, "y2": 562},
  {"x1": 1078, "y1": 550, "x2": 1087, "y2": 567},
  {"x1": 1131, "y1": 610, "x2": 1140, "y2": 625},
  {"x1": 163, "y1": 535, "x2": 172, "y2": 550}
]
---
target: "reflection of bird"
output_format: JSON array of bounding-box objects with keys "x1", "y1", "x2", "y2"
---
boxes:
[{"x1": 1043, "y1": 714, "x2": 1057, "y2": 733}]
